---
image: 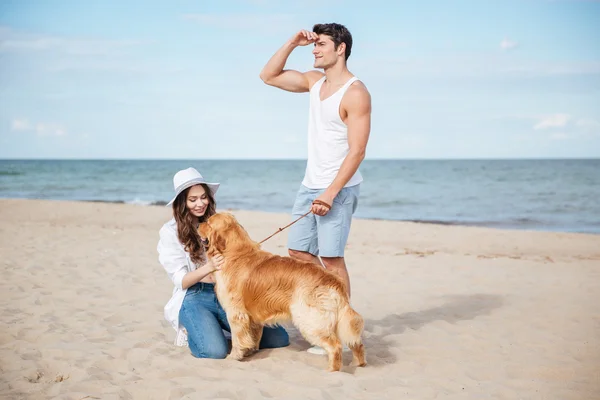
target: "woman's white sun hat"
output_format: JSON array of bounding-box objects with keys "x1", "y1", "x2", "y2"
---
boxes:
[{"x1": 166, "y1": 167, "x2": 220, "y2": 206}]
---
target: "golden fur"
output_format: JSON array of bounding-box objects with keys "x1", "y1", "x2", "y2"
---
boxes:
[{"x1": 198, "y1": 212, "x2": 367, "y2": 372}]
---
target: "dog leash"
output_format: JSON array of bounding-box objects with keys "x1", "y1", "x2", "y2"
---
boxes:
[{"x1": 258, "y1": 200, "x2": 331, "y2": 245}]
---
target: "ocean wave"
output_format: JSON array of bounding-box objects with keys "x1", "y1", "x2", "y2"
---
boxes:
[
  {"x1": 365, "y1": 199, "x2": 423, "y2": 207},
  {"x1": 401, "y1": 217, "x2": 545, "y2": 229},
  {"x1": 83, "y1": 198, "x2": 167, "y2": 206},
  {"x1": 126, "y1": 198, "x2": 155, "y2": 206},
  {"x1": 83, "y1": 199, "x2": 125, "y2": 204},
  {"x1": 396, "y1": 217, "x2": 600, "y2": 234}
]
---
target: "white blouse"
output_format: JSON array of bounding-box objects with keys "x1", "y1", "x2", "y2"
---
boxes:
[{"x1": 157, "y1": 217, "x2": 206, "y2": 346}]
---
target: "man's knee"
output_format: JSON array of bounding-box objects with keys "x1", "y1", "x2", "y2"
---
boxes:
[
  {"x1": 288, "y1": 249, "x2": 312, "y2": 261},
  {"x1": 288, "y1": 249, "x2": 300, "y2": 258}
]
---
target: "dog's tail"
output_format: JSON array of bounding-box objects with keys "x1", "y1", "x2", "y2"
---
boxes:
[{"x1": 336, "y1": 302, "x2": 364, "y2": 347}]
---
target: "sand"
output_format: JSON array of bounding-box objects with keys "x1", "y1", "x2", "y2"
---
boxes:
[{"x1": 1, "y1": 198, "x2": 599, "y2": 400}]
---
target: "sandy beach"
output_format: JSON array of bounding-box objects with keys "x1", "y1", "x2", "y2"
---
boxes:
[{"x1": 1, "y1": 198, "x2": 599, "y2": 400}]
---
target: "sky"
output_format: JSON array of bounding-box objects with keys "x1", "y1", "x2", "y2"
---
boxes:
[{"x1": 1, "y1": 0, "x2": 599, "y2": 159}]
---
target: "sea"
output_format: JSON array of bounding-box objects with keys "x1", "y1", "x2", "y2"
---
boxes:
[{"x1": 1, "y1": 159, "x2": 599, "y2": 234}]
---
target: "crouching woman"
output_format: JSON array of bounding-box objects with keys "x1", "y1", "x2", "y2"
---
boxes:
[{"x1": 157, "y1": 167, "x2": 289, "y2": 358}]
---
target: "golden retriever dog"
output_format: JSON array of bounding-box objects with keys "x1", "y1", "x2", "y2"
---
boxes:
[{"x1": 198, "y1": 212, "x2": 367, "y2": 372}]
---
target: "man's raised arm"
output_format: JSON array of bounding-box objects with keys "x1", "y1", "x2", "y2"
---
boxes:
[{"x1": 259, "y1": 30, "x2": 324, "y2": 93}]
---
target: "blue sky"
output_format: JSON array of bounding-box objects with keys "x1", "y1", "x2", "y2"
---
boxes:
[{"x1": 1, "y1": 0, "x2": 599, "y2": 159}]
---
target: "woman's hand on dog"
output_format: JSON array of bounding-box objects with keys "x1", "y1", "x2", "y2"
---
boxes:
[
  {"x1": 206, "y1": 253, "x2": 225, "y2": 274},
  {"x1": 182, "y1": 252, "x2": 225, "y2": 289}
]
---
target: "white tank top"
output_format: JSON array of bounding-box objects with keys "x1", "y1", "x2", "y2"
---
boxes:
[{"x1": 301, "y1": 76, "x2": 364, "y2": 189}]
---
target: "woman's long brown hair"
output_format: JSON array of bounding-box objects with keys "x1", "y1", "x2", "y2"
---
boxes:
[{"x1": 172, "y1": 184, "x2": 216, "y2": 265}]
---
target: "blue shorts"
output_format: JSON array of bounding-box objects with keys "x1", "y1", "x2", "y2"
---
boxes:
[{"x1": 287, "y1": 184, "x2": 360, "y2": 258}]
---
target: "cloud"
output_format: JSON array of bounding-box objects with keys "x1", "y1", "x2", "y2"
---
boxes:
[
  {"x1": 182, "y1": 13, "x2": 295, "y2": 32},
  {"x1": 10, "y1": 118, "x2": 67, "y2": 137},
  {"x1": 576, "y1": 118, "x2": 600, "y2": 130},
  {"x1": 35, "y1": 123, "x2": 67, "y2": 137},
  {"x1": 576, "y1": 118, "x2": 600, "y2": 136},
  {"x1": 0, "y1": 26, "x2": 172, "y2": 74},
  {"x1": 236, "y1": 0, "x2": 344, "y2": 9},
  {"x1": 0, "y1": 26, "x2": 145, "y2": 56},
  {"x1": 240, "y1": 0, "x2": 271, "y2": 5},
  {"x1": 505, "y1": 113, "x2": 599, "y2": 140},
  {"x1": 44, "y1": 60, "x2": 183, "y2": 74},
  {"x1": 355, "y1": 54, "x2": 600, "y2": 80},
  {"x1": 533, "y1": 114, "x2": 571, "y2": 130},
  {"x1": 503, "y1": 61, "x2": 600, "y2": 76},
  {"x1": 283, "y1": 134, "x2": 300, "y2": 144},
  {"x1": 550, "y1": 132, "x2": 569, "y2": 140},
  {"x1": 11, "y1": 119, "x2": 31, "y2": 131},
  {"x1": 500, "y1": 37, "x2": 518, "y2": 51}
]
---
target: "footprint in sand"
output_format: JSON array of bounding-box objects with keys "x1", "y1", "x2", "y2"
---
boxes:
[
  {"x1": 169, "y1": 387, "x2": 196, "y2": 399},
  {"x1": 25, "y1": 370, "x2": 44, "y2": 383},
  {"x1": 21, "y1": 350, "x2": 42, "y2": 361}
]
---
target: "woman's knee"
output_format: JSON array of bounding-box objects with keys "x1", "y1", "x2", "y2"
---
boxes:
[
  {"x1": 180, "y1": 302, "x2": 229, "y2": 359},
  {"x1": 190, "y1": 343, "x2": 228, "y2": 359}
]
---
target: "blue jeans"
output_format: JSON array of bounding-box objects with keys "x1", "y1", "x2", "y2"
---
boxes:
[{"x1": 179, "y1": 282, "x2": 290, "y2": 359}]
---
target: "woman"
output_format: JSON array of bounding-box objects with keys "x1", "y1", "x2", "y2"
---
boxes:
[{"x1": 157, "y1": 167, "x2": 289, "y2": 358}]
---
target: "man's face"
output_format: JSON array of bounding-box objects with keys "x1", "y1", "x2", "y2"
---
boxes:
[{"x1": 312, "y1": 34, "x2": 343, "y2": 69}]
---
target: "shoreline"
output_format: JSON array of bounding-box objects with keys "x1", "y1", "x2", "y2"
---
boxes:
[{"x1": 2, "y1": 197, "x2": 599, "y2": 236}]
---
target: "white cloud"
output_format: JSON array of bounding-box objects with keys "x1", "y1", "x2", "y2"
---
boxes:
[
  {"x1": 0, "y1": 26, "x2": 175, "y2": 74},
  {"x1": 11, "y1": 119, "x2": 31, "y2": 131},
  {"x1": 36, "y1": 123, "x2": 67, "y2": 137},
  {"x1": 10, "y1": 118, "x2": 68, "y2": 137},
  {"x1": 240, "y1": 0, "x2": 271, "y2": 5},
  {"x1": 237, "y1": 0, "x2": 344, "y2": 9},
  {"x1": 506, "y1": 114, "x2": 600, "y2": 141},
  {"x1": 576, "y1": 118, "x2": 600, "y2": 136},
  {"x1": 550, "y1": 132, "x2": 569, "y2": 140},
  {"x1": 533, "y1": 114, "x2": 571, "y2": 130},
  {"x1": 500, "y1": 37, "x2": 518, "y2": 51},
  {"x1": 0, "y1": 26, "x2": 144, "y2": 56},
  {"x1": 355, "y1": 54, "x2": 600, "y2": 80},
  {"x1": 509, "y1": 61, "x2": 600, "y2": 76},
  {"x1": 45, "y1": 60, "x2": 183, "y2": 74},
  {"x1": 576, "y1": 118, "x2": 600, "y2": 130},
  {"x1": 283, "y1": 134, "x2": 300, "y2": 144},
  {"x1": 182, "y1": 13, "x2": 295, "y2": 32}
]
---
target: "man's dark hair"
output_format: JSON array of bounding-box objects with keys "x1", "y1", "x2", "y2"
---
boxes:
[{"x1": 312, "y1": 23, "x2": 353, "y2": 61}]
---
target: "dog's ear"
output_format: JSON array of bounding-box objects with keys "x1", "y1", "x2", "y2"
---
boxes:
[
  {"x1": 197, "y1": 222, "x2": 207, "y2": 239},
  {"x1": 214, "y1": 233, "x2": 226, "y2": 253},
  {"x1": 208, "y1": 226, "x2": 226, "y2": 253}
]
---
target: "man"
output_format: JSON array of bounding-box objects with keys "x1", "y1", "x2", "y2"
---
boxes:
[{"x1": 260, "y1": 23, "x2": 371, "y2": 353}]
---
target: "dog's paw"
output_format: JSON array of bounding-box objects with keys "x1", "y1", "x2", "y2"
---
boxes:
[
  {"x1": 226, "y1": 350, "x2": 244, "y2": 361},
  {"x1": 244, "y1": 348, "x2": 259, "y2": 357}
]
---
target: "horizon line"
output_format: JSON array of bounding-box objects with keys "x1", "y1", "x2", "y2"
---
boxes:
[{"x1": 1, "y1": 157, "x2": 599, "y2": 161}]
